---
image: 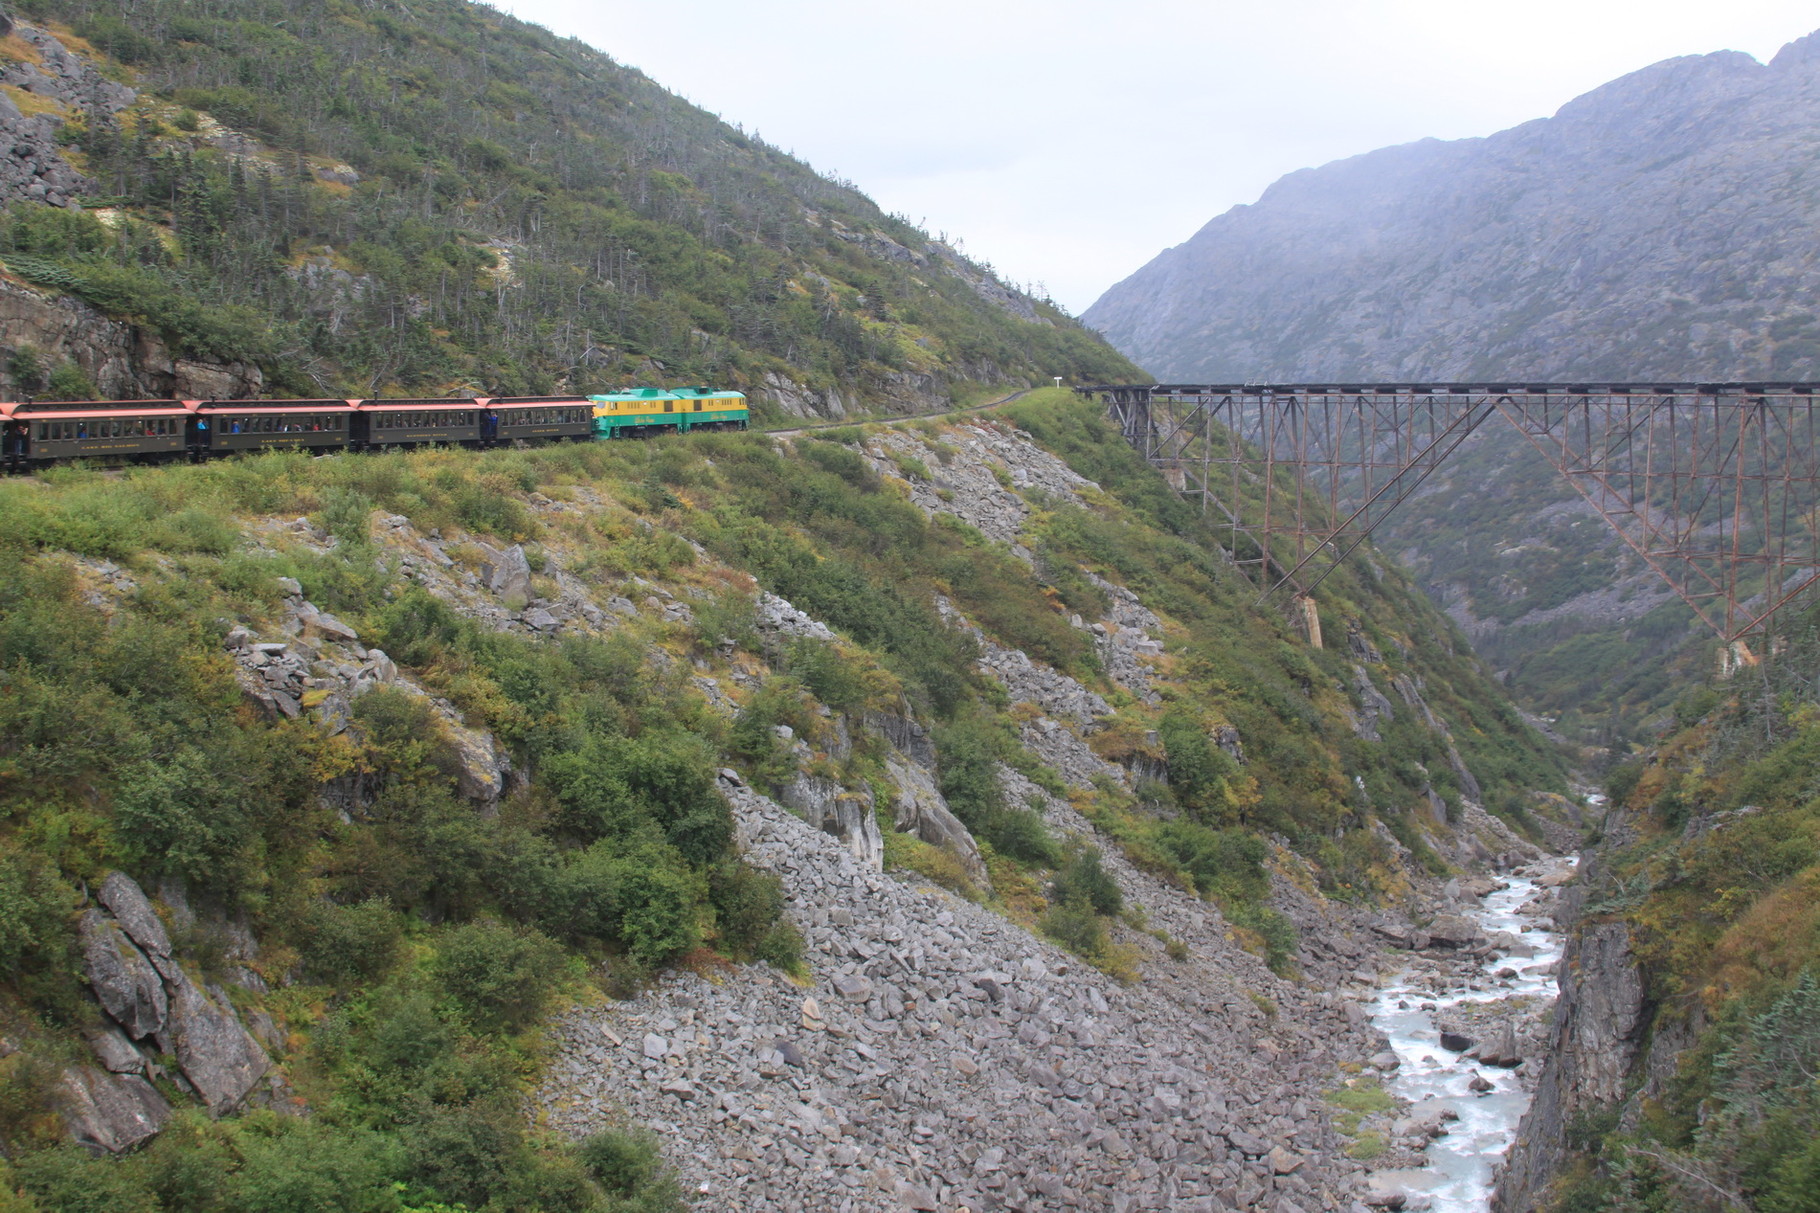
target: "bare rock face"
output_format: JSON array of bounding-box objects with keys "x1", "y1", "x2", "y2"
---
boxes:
[
  {"x1": 55, "y1": 1066, "x2": 171, "y2": 1154},
  {"x1": 1497, "y1": 909, "x2": 1647, "y2": 1210},
  {"x1": 77, "y1": 872, "x2": 273, "y2": 1135},
  {"x1": 1087, "y1": 31, "x2": 1820, "y2": 384},
  {"x1": 159, "y1": 975, "x2": 270, "y2": 1113},
  {"x1": 882, "y1": 753, "x2": 988, "y2": 888},
  {"x1": 97, "y1": 871, "x2": 173, "y2": 960},
  {"x1": 778, "y1": 774, "x2": 883, "y2": 871},
  {"x1": 79, "y1": 911, "x2": 167, "y2": 1041}
]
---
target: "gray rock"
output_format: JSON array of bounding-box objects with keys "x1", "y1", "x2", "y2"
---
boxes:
[
  {"x1": 1478, "y1": 1021, "x2": 1522, "y2": 1068},
  {"x1": 1425, "y1": 915, "x2": 1482, "y2": 948},
  {"x1": 161, "y1": 974, "x2": 270, "y2": 1112},
  {"x1": 96, "y1": 872, "x2": 172, "y2": 960},
  {"x1": 83, "y1": 1023, "x2": 147, "y2": 1075},
  {"x1": 643, "y1": 1033, "x2": 668, "y2": 1059},
  {"x1": 80, "y1": 911, "x2": 167, "y2": 1040},
  {"x1": 778, "y1": 774, "x2": 882, "y2": 871},
  {"x1": 883, "y1": 754, "x2": 988, "y2": 887},
  {"x1": 482, "y1": 543, "x2": 534, "y2": 602},
  {"x1": 1224, "y1": 1128, "x2": 1268, "y2": 1156},
  {"x1": 296, "y1": 602, "x2": 359, "y2": 643},
  {"x1": 55, "y1": 1066, "x2": 170, "y2": 1153}
]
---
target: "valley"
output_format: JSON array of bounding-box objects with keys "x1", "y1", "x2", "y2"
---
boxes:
[{"x1": 0, "y1": 3, "x2": 1815, "y2": 1212}]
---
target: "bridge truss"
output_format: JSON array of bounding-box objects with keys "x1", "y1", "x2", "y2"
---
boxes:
[{"x1": 1087, "y1": 383, "x2": 1820, "y2": 643}]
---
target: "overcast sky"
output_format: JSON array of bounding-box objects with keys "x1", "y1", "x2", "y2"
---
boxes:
[{"x1": 499, "y1": 0, "x2": 1817, "y2": 316}]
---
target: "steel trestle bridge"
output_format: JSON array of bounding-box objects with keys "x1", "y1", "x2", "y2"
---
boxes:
[{"x1": 1080, "y1": 382, "x2": 1820, "y2": 645}]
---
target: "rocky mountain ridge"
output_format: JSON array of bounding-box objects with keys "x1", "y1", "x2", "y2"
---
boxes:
[{"x1": 1085, "y1": 30, "x2": 1820, "y2": 383}]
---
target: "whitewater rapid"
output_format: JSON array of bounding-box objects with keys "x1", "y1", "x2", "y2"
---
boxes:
[{"x1": 1366, "y1": 864, "x2": 1572, "y2": 1211}]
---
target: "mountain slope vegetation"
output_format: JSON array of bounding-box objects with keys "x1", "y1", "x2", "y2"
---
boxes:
[
  {"x1": 0, "y1": 390, "x2": 1564, "y2": 1209},
  {"x1": 0, "y1": 0, "x2": 1138, "y2": 407}
]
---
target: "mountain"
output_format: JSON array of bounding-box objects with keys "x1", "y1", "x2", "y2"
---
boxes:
[
  {"x1": 0, "y1": 0, "x2": 1139, "y2": 413},
  {"x1": 1084, "y1": 31, "x2": 1820, "y2": 383}
]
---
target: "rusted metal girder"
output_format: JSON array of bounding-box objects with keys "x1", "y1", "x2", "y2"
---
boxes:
[{"x1": 1081, "y1": 383, "x2": 1820, "y2": 642}]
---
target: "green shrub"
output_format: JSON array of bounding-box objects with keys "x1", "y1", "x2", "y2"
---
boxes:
[
  {"x1": 1052, "y1": 846, "x2": 1122, "y2": 916},
  {"x1": 42, "y1": 361, "x2": 97, "y2": 402},
  {"x1": 231, "y1": 1115, "x2": 399, "y2": 1213},
  {"x1": 982, "y1": 806, "x2": 1060, "y2": 868},
  {"x1": 1154, "y1": 820, "x2": 1268, "y2": 903},
  {"x1": 785, "y1": 637, "x2": 869, "y2": 712},
  {"x1": 433, "y1": 920, "x2": 566, "y2": 1032},
  {"x1": 1227, "y1": 902, "x2": 1301, "y2": 976},
  {"x1": 13, "y1": 1145, "x2": 158, "y2": 1213},
  {"x1": 1040, "y1": 897, "x2": 1107, "y2": 958},
  {"x1": 0, "y1": 852, "x2": 72, "y2": 980},
  {"x1": 576, "y1": 1128, "x2": 684, "y2": 1212},
  {"x1": 707, "y1": 862, "x2": 786, "y2": 959},
  {"x1": 296, "y1": 898, "x2": 402, "y2": 987}
]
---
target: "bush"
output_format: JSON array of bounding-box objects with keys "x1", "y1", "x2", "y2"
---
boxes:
[
  {"x1": 231, "y1": 1116, "x2": 398, "y2": 1213},
  {"x1": 1227, "y1": 902, "x2": 1300, "y2": 976},
  {"x1": 0, "y1": 852, "x2": 72, "y2": 980},
  {"x1": 295, "y1": 898, "x2": 402, "y2": 987},
  {"x1": 981, "y1": 806, "x2": 1060, "y2": 868},
  {"x1": 576, "y1": 1128, "x2": 684, "y2": 1212},
  {"x1": 1154, "y1": 821, "x2": 1268, "y2": 904},
  {"x1": 42, "y1": 361, "x2": 97, "y2": 402},
  {"x1": 1052, "y1": 847, "x2": 1122, "y2": 916},
  {"x1": 707, "y1": 862, "x2": 786, "y2": 959},
  {"x1": 1040, "y1": 897, "x2": 1107, "y2": 958},
  {"x1": 433, "y1": 920, "x2": 566, "y2": 1032}
]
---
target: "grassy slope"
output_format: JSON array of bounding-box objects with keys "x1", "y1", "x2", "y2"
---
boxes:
[
  {"x1": 1, "y1": 0, "x2": 1141, "y2": 405},
  {"x1": 0, "y1": 399, "x2": 1561, "y2": 1207}
]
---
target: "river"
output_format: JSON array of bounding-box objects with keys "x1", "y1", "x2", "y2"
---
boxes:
[{"x1": 1365, "y1": 860, "x2": 1574, "y2": 1211}]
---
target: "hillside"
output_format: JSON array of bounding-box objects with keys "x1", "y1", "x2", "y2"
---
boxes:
[
  {"x1": 0, "y1": 390, "x2": 1569, "y2": 1209},
  {"x1": 1496, "y1": 625, "x2": 1820, "y2": 1213},
  {"x1": 0, "y1": 0, "x2": 1139, "y2": 413},
  {"x1": 1083, "y1": 30, "x2": 1820, "y2": 383}
]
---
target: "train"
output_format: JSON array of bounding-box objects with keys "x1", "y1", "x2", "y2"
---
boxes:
[{"x1": 0, "y1": 386, "x2": 748, "y2": 470}]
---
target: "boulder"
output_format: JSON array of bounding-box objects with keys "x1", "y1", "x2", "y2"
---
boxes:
[
  {"x1": 1425, "y1": 915, "x2": 1482, "y2": 948},
  {"x1": 1478, "y1": 1021, "x2": 1522, "y2": 1068},
  {"x1": 443, "y1": 715, "x2": 513, "y2": 807},
  {"x1": 1438, "y1": 1031, "x2": 1475, "y2": 1053},
  {"x1": 55, "y1": 1066, "x2": 170, "y2": 1154},
  {"x1": 295, "y1": 601, "x2": 359, "y2": 643},
  {"x1": 482, "y1": 543, "x2": 534, "y2": 602},
  {"x1": 80, "y1": 911, "x2": 167, "y2": 1040}
]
